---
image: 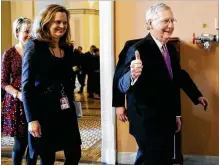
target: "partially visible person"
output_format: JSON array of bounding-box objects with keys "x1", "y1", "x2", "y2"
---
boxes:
[
  {"x1": 112, "y1": 38, "x2": 144, "y2": 163},
  {"x1": 71, "y1": 40, "x2": 78, "y2": 52},
  {"x1": 77, "y1": 46, "x2": 86, "y2": 93},
  {"x1": 113, "y1": 38, "x2": 142, "y2": 122},
  {"x1": 84, "y1": 45, "x2": 97, "y2": 97},
  {"x1": 22, "y1": 4, "x2": 81, "y2": 165},
  {"x1": 70, "y1": 41, "x2": 79, "y2": 92},
  {"x1": 92, "y1": 48, "x2": 100, "y2": 99},
  {"x1": 78, "y1": 46, "x2": 83, "y2": 53},
  {"x1": 1, "y1": 17, "x2": 37, "y2": 165}
]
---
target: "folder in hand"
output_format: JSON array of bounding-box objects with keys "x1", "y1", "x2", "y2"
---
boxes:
[{"x1": 73, "y1": 101, "x2": 83, "y2": 118}]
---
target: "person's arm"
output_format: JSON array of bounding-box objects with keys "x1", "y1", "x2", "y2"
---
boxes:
[
  {"x1": 174, "y1": 65, "x2": 204, "y2": 132},
  {"x1": 22, "y1": 40, "x2": 39, "y2": 123},
  {"x1": 113, "y1": 39, "x2": 142, "y2": 106},
  {"x1": 112, "y1": 42, "x2": 129, "y2": 107},
  {"x1": 118, "y1": 46, "x2": 141, "y2": 94},
  {"x1": 113, "y1": 42, "x2": 132, "y2": 122},
  {"x1": 116, "y1": 106, "x2": 128, "y2": 122},
  {"x1": 172, "y1": 45, "x2": 203, "y2": 104},
  {"x1": 69, "y1": 45, "x2": 80, "y2": 67},
  {"x1": 172, "y1": 44, "x2": 208, "y2": 109},
  {"x1": 1, "y1": 49, "x2": 22, "y2": 101},
  {"x1": 22, "y1": 40, "x2": 42, "y2": 138},
  {"x1": 118, "y1": 71, "x2": 132, "y2": 94},
  {"x1": 177, "y1": 69, "x2": 203, "y2": 104}
]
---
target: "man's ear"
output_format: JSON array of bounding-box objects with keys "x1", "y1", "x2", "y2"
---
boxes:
[
  {"x1": 146, "y1": 22, "x2": 150, "y2": 30},
  {"x1": 16, "y1": 32, "x2": 19, "y2": 39},
  {"x1": 148, "y1": 20, "x2": 153, "y2": 29}
]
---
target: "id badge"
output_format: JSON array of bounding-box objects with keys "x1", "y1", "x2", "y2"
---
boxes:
[{"x1": 60, "y1": 96, "x2": 70, "y2": 110}]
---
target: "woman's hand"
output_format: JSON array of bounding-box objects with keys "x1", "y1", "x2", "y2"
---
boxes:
[{"x1": 28, "y1": 120, "x2": 42, "y2": 138}]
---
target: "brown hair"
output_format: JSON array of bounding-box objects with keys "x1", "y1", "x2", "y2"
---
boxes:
[
  {"x1": 31, "y1": 4, "x2": 71, "y2": 48},
  {"x1": 93, "y1": 48, "x2": 99, "y2": 53}
]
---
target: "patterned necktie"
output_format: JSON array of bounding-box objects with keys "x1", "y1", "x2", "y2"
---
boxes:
[{"x1": 162, "y1": 45, "x2": 173, "y2": 79}]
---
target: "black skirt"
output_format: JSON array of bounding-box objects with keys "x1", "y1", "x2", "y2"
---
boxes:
[{"x1": 28, "y1": 92, "x2": 81, "y2": 156}]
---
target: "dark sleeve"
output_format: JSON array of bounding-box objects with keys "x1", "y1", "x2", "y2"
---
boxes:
[
  {"x1": 68, "y1": 45, "x2": 80, "y2": 67},
  {"x1": 22, "y1": 40, "x2": 38, "y2": 123},
  {"x1": 112, "y1": 42, "x2": 130, "y2": 107},
  {"x1": 173, "y1": 46, "x2": 203, "y2": 105},
  {"x1": 1, "y1": 49, "x2": 12, "y2": 89},
  {"x1": 118, "y1": 46, "x2": 136, "y2": 94},
  {"x1": 177, "y1": 69, "x2": 202, "y2": 105}
]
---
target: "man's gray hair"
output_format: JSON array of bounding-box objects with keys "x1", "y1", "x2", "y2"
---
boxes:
[{"x1": 146, "y1": 3, "x2": 171, "y2": 30}]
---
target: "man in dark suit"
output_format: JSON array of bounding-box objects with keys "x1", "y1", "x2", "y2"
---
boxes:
[
  {"x1": 70, "y1": 41, "x2": 79, "y2": 91},
  {"x1": 118, "y1": 3, "x2": 208, "y2": 165},
  {"x1": 76, "y1": 46, "x2": 86, "y2": 93},
  {"x1": 84, "y1": 45, "x2": 97, "y2": 97}
]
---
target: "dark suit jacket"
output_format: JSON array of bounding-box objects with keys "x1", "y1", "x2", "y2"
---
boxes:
[
  {"x1": 83, "y1": 51, "x2": 93, "y2": 74},
  {"x1": 112, "y1": 39, "x2": 142, "y2": 107},
  {"x1": 118, "y1": 33, "x2": 202, "y2": 146}
]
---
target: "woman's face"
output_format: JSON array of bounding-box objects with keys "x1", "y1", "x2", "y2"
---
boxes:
[
  {"x1": 17, "y1": 23, "x2": 31, "y2": 44},
  {"x1": 49, "y1": 12, "x2": 68, "y2": 40}
]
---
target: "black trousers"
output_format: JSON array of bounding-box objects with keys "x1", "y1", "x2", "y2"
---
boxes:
[
  {"x1": 76, "y1": 71, "x2": 86, "y2": 87},
  {"x1": 134, "y1": 139, "x2": 172, "y2": 165},
  {"x1": 87, "y1": 72, "x2": 93, "y2": 94},
  {"x1": 39, "y1": 145, "x2": 81, "y2": 165},
  {"x1": 134, "y1": 118, "x2": 175, "y2": 165},
  {"x1": 134, "y1": 148, "x2": 144, "y2": 165},
  {"x1": 12, "y1": 136, "x2": 37, "y2": 165},
  {"x1": 93, "y1": 71, "x2": 100, "y2": 95}
]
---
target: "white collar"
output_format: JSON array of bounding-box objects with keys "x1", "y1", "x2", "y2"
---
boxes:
[{"x1": 151, "y1": 35, "x2": 166, "y2": 53}]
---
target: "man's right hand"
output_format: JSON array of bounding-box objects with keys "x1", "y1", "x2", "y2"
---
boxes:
[
  {"x1": 116, "y1": 107, "x2": 128, "y2": 122},
  {"x1": 130, "y1": 50, "x2": 143, "y2": 80},
  {"x1": 28, "y1": 120, "x2": 42, "y2": 138}
]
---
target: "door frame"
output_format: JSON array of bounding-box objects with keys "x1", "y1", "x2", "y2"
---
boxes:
[{"x1": 99, "y1": 1, "x2": 116, "y2": 164}]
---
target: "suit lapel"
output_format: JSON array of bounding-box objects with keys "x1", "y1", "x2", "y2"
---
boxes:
[
  {"x1": 144, "y1": 34, "x2": 164, "y2": 61},
  {"x1": 149, "y1": 35, "x2": 172, "y2": 78},
  {"x1": 145, "y1": 34, "x2": 172, "y2": 79}
]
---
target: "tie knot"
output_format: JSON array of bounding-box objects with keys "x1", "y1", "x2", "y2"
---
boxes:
[{"x1": 162, "y1": 45, "x2": 167, "y2": 51}]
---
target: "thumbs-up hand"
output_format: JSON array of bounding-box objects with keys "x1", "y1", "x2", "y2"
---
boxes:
[{"x1": 130, "y1": 50, "x2": 143, "y2": 80}]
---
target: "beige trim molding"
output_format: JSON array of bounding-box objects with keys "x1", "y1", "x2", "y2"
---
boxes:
[
  {"x1": 68, "y1": 8, "x2": 99, "y2": 15},
  {"x1": 117, "y1": 153, "x2": 219, "y2": 165},
  {"x1": 183, "y1": 155, "x2": 219, "y2": 165},
  {"x1": 117, "y1": 152, "x2": 136, "y2": 164}
]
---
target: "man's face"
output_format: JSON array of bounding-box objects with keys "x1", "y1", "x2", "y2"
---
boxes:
[
  {"x1": 95, "y1": 51, "x2": 99, "y2": 56},
  {"x1": 78, "y1": 47, "x2": 82, "y2": 53},
  {"x1": 90, "y1": 47, "x2": 94, "y2": 53},
  {"x1": 150, "y1": 9, "x2": 175, "y2": 43}
]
